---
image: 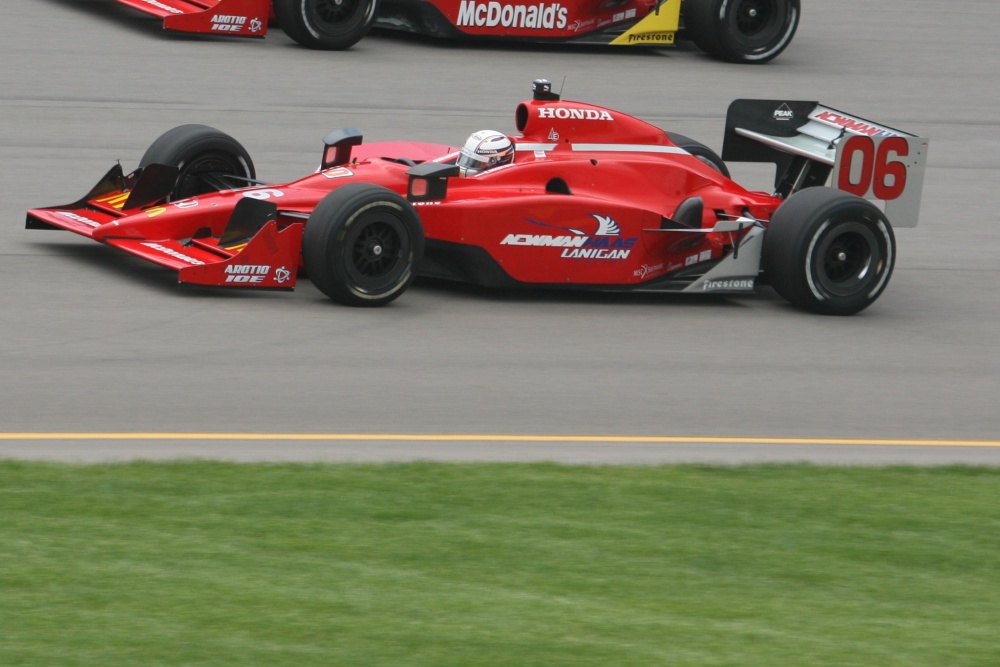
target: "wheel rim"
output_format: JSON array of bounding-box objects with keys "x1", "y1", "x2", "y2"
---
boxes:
[
  {"x1": 728, "y1": 0, "x2": 786, "y2": 48},
  {"x1": 812, "y1": 221, "x2": 883, "y2": 298},
  {"x1": 175, "y1": 152, "x2": 248, "y2": 199},
  {"x1": 344, "y1": 214, "x2": 411, "y2": 293},
  {"x1": 309, "y1": 0, "x2": 365, "y2": 29}
]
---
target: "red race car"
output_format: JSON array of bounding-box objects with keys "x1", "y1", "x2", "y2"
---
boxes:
[
  {"x1": 27, "y1": 80, "x2": 927, "y2": 315},
  {"x1": 114, "y1": 0, "x2": 799, "y2": 63}
]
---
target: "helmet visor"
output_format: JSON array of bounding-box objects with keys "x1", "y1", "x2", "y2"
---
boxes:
[{"x1": 457, "y1": 149, "x2": 490, "y2": 174}]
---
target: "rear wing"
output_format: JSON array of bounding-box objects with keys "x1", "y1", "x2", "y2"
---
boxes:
[
  {"x1": 722, "y1": 100, "x2": 929, "y2": 227},
  {"x1": 115, "y1": 0, "x2": 269, "y2": 37}
]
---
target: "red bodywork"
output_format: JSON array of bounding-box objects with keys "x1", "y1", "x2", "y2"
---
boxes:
[
  {"x1": 114, "y1": 0, "x2": 672, "y2": 43},
  {"x1": 27, "y1": 96, "x2": 782, "y2": 293}
]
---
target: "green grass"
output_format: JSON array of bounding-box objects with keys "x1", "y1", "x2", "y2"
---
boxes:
[{"x1": 1, "y1": 462, "x2": 998, "y2": 666}]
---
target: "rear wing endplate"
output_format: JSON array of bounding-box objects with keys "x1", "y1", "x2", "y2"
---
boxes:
[{"x1": 722, "y1": 100, "x2": 929, "y2": 227}]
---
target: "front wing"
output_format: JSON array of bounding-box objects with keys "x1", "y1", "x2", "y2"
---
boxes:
[
  {"x1": 115, "y1": 0, "x2": 270, "y2": 37},
  {"x1": 26, "y1": 166, "x2": 303, "y2": 291}
]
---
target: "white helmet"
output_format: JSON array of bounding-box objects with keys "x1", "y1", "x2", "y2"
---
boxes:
[{"x1": 457, "y1": 130, "x2": 514, "y2": 176}]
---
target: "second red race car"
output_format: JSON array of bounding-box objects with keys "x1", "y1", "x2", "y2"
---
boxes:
[
  {"x1": 27, "y1": 80, "x2": 928, "y2": 315},
  {"x1": 114, "y1": 0, "x2": 800, "y2": 63}
]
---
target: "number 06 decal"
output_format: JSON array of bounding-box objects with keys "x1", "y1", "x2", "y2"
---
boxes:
[{"x1": 837, "y1": 135, "x2": 909, "y2": 201}]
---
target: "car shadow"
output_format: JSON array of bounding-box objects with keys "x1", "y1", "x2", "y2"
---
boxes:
[
  {"x1": 30, "y1": 241, "x2": 767, "y2": 309},
  {"x1": 27, "y1": 241, "x2": 287, "y2": 300},
  {"x1": 413, "y1": 276, "x2": 759, "y2": 310}
]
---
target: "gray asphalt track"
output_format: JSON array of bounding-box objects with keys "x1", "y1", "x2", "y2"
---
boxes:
[{"x1": 2, "y1": 0, "x2": 999, "y2": 463}]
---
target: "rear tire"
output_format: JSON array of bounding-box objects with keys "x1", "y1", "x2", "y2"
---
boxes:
[
  {"x1": 302, "y1": 183, "x2": 423, "y2": 306},
  {"x1": 273, "y1": 0, "x2": 379, "y2": 50},
  {"x1": 684, "y1": 0, "x2": 800, "y2": 64},
  {"x1": 762, "y1": 187, "x2": 895, "y2": 315},
  {"x1": 139, "y1": 125, "x2": 255, "y2": 201},
  {"x1": 667, "y1": 132, "x2": 730, "y2": 178}
]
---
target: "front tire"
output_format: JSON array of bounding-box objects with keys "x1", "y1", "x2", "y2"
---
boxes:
[
  {"x1": 273, "y1": 0, "x2": 379, "y2": 50},
  {"x1": 139, "y1": 124, "x2": 255, "y2": 201},
  {"x1": 684, "y1": 0, "x2": 800, "y2": 64},
  {"x1": 762, "y1": 187, "x2": 895, "y2": 315},
  {"x1": 302, "y1": 183, "x2": 423, "y2": 306},
  {"x1": 667, "y1": 132, "x2": 730, "y2": 178}
]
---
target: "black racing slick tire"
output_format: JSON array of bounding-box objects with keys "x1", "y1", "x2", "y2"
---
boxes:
[
  {"x1": 684, "y1": 0, "x2": 800, "y2": 64},
  {"x1": 667, "y1": 132, "x2": 731, "y2": 178},
  {"x1": 762, "y1": 187, "x2": 895, "y2": 316},
  {"x1": 273, "y1": 0, "x2": 379, "y2": 50},
  {"x1": 302, "y1": 183, "x2": 423, "y2": 307},
  {"x1": 139, "y1": 124, "x2": 255, "y2": 201}
]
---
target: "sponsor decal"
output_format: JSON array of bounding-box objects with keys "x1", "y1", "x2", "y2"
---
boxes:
[
  {"x1": 592, "y1": 214, "x2": 620, "y2": 236},
  {"x1": 456, "y1": 1, "x2": 568, "y2": 29},
  {"x1": 774, "y1": 103, "x2": 794, "y2": 121},
  {"x1": 249, "y1": 17, "x2": 263, "y2": 33},
  {"x1": 548, "y1": 127, "x2": 560, "y2": 141},
  {"x1": 613, "y1": 9, "x2": 637, "y2": 21},
  {"x1": 145, "y1": 206, "x2": 167, "y2": 218},
  {"x1": 56, "y1": 211, "x2": 101, "y2": 228},
  {"x1": 633, "y1": 263, "x2": 665, "y2": 279},
  {"x1": 321, "y1": 166, "x2": 354, "y2": 179},
  {"x1": 173, "y1": 199, "x2": 199, "y2": 209},
  {"x1": 538, "y1": 107, "x2": 614, "y2": 121},
  {"x1": 242, "y1": 188, "x2": 284, "y2": 200},
  {"x1": 813, "y1": 110, "x2": 900, "y2": 138},
  {"x1": 141, "y1": 242, "x2": 204, "y2": 265},
  {"x1": 560, "y1": 244, "x2": 633, "y2": 260},
  {"x1": 211, "y1": 15, "x2": 248, "y2": 32},
  {"x1": 702, "y1": 278, "x2": 755, "y2": 291},
  {"x1": 501, "y1": 213, "x2": 635, "y2": 261},
  {"x1": 275, "y1": 267, "x2": 291, "y2": 283},
  {"x1": 97, "y1": 192, "x2": 130, "y2": 210},
  {"x1": 567, "y1": 18, "x2": 595, "y2": 33},
  {"x1": 140, "y1": 0, "x2": 182, "y2": 14},
  {"x1": 626, "y1": 32, "x2": 675, "y2": 44},
  {"x1": 699, "y1": 249, "x2": 712, "y2": 262},
  {"x1": 225, "y1": 264, "x2": 270, "y2": 283}
]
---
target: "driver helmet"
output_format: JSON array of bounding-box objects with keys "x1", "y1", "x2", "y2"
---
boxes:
[{"x1": 457, "y1": 130, "x2": 514, "y2": 176}]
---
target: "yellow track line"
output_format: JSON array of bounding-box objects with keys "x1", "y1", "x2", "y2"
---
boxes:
[{"x1": 1, "y1": 433, "x2": 999, "y2": 447}]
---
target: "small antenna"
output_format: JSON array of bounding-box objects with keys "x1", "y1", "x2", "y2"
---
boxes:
[
  {"x1": 531, "y1": 79, "x2": 560, "y2": 101},
  {"x1": 558, "y1": 76, "x2": 566, "y2": 97}
]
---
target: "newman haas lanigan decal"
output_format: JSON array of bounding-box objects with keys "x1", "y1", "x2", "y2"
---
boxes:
[{"x1": 501, "y1": 213, "x2": 636, "y2": 260}]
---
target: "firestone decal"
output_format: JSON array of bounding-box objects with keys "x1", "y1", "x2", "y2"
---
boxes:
[
  {"x1": 624, "y1": 32, "x2": 674, "y2": 44},
  {"x1": 702, "y1": 278, "x2": 755, "y2": 291},
  {"x1": 457, "y1": 1, "x2": 569, "y2": 30}
]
